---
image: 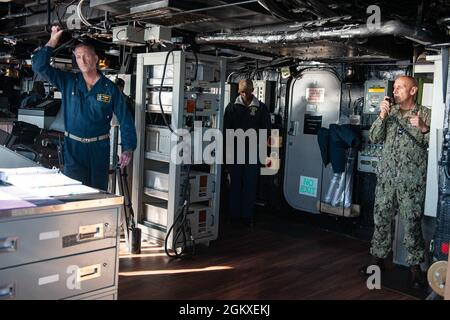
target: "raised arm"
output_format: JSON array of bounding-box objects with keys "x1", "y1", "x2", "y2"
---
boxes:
[{"x1": 32, "y1": 25, "x2": 71, "y2": 90}]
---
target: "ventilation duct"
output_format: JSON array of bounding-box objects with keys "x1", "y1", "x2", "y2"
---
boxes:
[{"x1": 196, "y1": 20, "x2": 440, "y2": 46}]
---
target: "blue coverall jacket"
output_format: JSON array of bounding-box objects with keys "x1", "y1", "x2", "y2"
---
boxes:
[{"x1": 32, "y1": 46, "x2": 137, "y2": 190}]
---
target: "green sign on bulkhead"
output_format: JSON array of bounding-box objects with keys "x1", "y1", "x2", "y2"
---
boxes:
[{"x1": 299, "y1": 176, "x2": 318, "y2": 197}]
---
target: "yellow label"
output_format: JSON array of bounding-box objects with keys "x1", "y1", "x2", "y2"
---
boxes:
[
  {"x1": 368, "y1": 87, "x2": 385, "y2": 93},
  {"x1": 97, "y1": 94, "x2": 111, "y2": 103}
]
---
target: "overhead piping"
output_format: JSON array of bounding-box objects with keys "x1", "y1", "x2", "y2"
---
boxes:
[
  {"x1": 77, "y1": 0, "x2": 92, "y2": 27},
  {"x1": 195, "y1": 20, "x2": 439, "y2": 46},
  {"x1": 109, "y1": 0, "x2": 261, "y2": 27},
  {"x1": 76, "y1": 0, "x2": 105, "y2": 31}
]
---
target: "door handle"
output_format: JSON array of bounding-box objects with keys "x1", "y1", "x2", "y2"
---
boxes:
[
  {"x1": 0, "y1": 283, "x2": 15, "y2": 300},
  {"x1": 78, "y1": 264, "x2": 102, "y2": 282},
  {"x1": 78, "y1": 224, "x2": 104, "y2": 241},
  {"x1": 0, "y1": 237, "x2": 18, "y2": 253},
  {"x1": 288, "y1": 121, "x2": 299, "y2": 136}
]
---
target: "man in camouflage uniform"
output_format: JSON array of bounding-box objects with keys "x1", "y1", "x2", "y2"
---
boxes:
[{"x1": 361, "y1": 76, "x2": 431, "y2": 289}]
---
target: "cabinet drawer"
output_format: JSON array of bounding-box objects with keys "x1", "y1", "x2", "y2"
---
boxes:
[
  {"x1": 76, "y1": 290, "x2": 117, "y2": 300},
  {"x1": 0, "y1": 208, "x2": 119, "y2": 269},
  {"x1": 0, "y1": 247, "x2": 117, "y2": 300}
]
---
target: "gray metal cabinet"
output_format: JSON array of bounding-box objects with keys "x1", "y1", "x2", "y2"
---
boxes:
[
  {"x1": 0, "y1": 208, "x2": 118, "y2": 269},
  {"x1": 0, "y1": 247, "x2": 116, "y2": 300},
  {"x1": 72, "y1": 289, "x2": 117, "y2": 300},
  {"x1": 0, "y1": 196, "x2": 122, "y2": 300}
]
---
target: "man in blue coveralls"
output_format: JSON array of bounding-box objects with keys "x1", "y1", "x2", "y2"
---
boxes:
[{"x1": 32, "y1": 25, "x2": 137, "y2": 190}]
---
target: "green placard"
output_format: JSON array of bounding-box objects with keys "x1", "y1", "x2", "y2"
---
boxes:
[{"x1": 299, "y1": 176, "x2": 318, "y2": 197}]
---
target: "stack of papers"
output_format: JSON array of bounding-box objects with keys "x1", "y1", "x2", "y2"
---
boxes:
[{"x1": 0, "y1": 167, "x2": 99, "y2": 198}]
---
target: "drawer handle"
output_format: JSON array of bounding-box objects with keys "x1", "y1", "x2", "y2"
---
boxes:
[
  {"x1": 0, "y1": 237, "x2": 18, "y2": 253},
  {"x1": 78, "y1": 264, "x2": 102, "y2": 282},
  {"x1": 0, "y1": 283, "x2": 15, "y2": 300},
  {"x1": 78, "y1": 223, "x2": 104, "y2": 241}
]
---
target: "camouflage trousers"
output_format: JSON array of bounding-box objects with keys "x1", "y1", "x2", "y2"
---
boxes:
[{"x1": 370, "y1": 178, "x2": 425, "y2": 266}]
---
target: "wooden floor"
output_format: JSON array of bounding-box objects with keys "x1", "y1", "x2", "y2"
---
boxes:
[{"x1": 118, "y1": 212, "x2": 413, "y2": 300}]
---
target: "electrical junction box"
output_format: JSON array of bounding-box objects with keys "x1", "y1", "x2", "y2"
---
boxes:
[
  {"x1": 149, "y1": 63, "x2": 214, "y2": 84},
  {"x1": 357, "y1": 131, "x2": 383, "y2": 173},
  {"x1": 357, "y1": 153, "x2": 379, "y2": 174},
  {"x1": 144, "y1": 24, "x2": 171, "y2": 42},
  {"x1": 112, "y1": 26, "x2": 145, "y2": 46},
  {"x1": 364, "y1": 79, "x2": 393, "y2": 114},
  {"x1": 144, "y1": 169, "x2": 214, "y2": 203},
  {"x1": 187, "y1": 204, "x2": 214, "y2": 240},
  {"x1": 187, "y1": 171, "x2": 215, "y2": 202},
  {"x1": 143, "y1": 202, "x2": 215, "y2": 239},
  {"x1": 184, "y1": 92, "x2": 220, "y2": 114}
]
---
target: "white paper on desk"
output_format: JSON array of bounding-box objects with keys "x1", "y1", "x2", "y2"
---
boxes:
[
  {"x1": 0, "y1": 166, "x2": 82, "y2": 188},
  {"x1": 30, "y1": 185, "x2": 99, "y2": 197},
  {"x1": 0, "y1": 167, "x2": 56, "y2": 174},
  {"x1": 0, "y1": 185, "x2": 55, "y2": 201},
  {"x1": 0, "y1": 167, "x2": 99, "y2": 197},
  {"x1": 0, "y1": 167, "x2": 56, "y2": 179},
  {"x1": 0, "y1": 189, "x2": 36, "y2": 210},
  {"x1": 5, "y1": 172, "x2": 82, "y2": 188}
]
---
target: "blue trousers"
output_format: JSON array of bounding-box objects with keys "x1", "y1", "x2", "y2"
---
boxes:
[
  {"x1": 228, "y1": 164, "x2": 260, "y2": 222},
  {"x1": 63, "y1": 137, "x2": 110, "y2": 190}
]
